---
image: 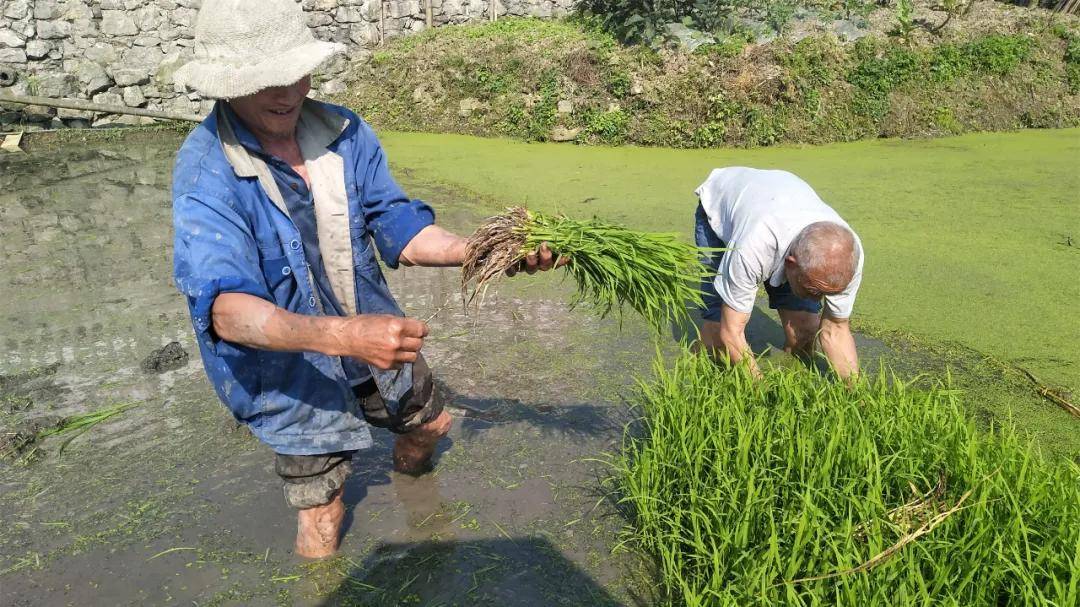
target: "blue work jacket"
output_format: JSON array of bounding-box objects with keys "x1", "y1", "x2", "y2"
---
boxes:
[{"x1": 171, "y1": 100, "x2": 434, "y2": 455}]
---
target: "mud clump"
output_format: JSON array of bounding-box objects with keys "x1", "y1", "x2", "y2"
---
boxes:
[
  {"x1": 0, "y1": 415, "x2": 63, "y2": 463},
  {"x1": 141, "y1": 342, "x2": 189, "y2": 374},
  {"x1": 1, "y1": 365, "x2": 66, "y2": 462}
]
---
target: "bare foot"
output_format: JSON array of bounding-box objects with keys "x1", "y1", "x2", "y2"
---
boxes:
[
  {"x1": 295, "y1": 488, "x2": 345, "y2": 559},
  {"x1": 393, "y1": 410, "x2": 452, "y2": 476}
]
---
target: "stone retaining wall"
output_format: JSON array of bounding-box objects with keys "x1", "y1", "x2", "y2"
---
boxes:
[{"x1": 0, "y1": 0, "x2": 574, "y2": 129}]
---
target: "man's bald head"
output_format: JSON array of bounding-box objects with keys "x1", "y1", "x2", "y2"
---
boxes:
[{"x1": 785, "y1": 222, "x2": 859, "y2": 298}]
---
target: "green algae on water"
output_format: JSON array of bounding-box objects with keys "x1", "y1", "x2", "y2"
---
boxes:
[{"x1": 383, "y1": 128, "x2": 1080, "y2": 455}]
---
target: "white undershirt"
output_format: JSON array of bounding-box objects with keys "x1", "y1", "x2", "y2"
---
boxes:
[{"x1": 695, "y1": 167, "x2": 864, "y2": 319}]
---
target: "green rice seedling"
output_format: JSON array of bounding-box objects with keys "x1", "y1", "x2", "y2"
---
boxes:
[
  {"x1": 0, "y1": 401, "x2": 140, "y2": 462},
  {"x1": 613, "y1": 350, "x2": 1080, "y2": 606},
  {"x1": 462, "y1": 206, "x2": 715, "y2": 332}
]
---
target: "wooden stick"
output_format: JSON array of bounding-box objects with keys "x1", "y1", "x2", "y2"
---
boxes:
[
  {"x1": 379, "y1": 0, "x2": 386, "y2": 44},
  {"x1": 1016, "y1": 367, "x2": 1080, "y2": 419},
  {"x1": 0, "y1": 93, "x2": 202, "y2": 122},
  {"x1": 782, "y1": 488, "x2": 975, "y2": 585},
  {"x1": 1056, "y1": 0, "x2": 1080, "y2": 15},
  {"x1": 425, "y1": 0, "x2": 433, "y2": 29}
]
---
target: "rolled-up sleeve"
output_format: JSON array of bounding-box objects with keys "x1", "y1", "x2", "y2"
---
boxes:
[
  {"x1": 173, "y1": 193, "x2": 269, "y2": 348},
  {"x1": 356, "y1": 124, "x2": 434, "y2": 268}
]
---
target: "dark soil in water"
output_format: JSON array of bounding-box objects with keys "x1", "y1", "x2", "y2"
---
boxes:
[{"x1": 140, "y1": 342, "x2": 189, "y2": 374}]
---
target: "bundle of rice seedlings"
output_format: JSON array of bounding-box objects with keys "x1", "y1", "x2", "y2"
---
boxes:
[
  {"x1": 462, "y1": 207, "x2": 713, "y2": 332},
  {"x1": 613, "y1": 350, "x2": 1080, "y2": 606}
]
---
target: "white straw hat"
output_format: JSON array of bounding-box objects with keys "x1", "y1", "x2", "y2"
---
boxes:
[{"x1": 174, "y1": 0, "x2": 346, "y2": 99}]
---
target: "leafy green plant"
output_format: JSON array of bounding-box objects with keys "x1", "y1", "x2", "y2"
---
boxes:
[
  {"x1": 744, "y1": 106, "x2": 786, "y2": 146},
  {"x1": 584, "y1": 107, "x2": 631, "y2": 143},
  {"x1": 1065, "y1": 34, "x2": 1080, "y2": 94},
  {"x1": 613, "y1": 351, "x2": 1080, "y2": 605},
  {"x1": 841, "y1": 0, "x2": 876, "y2": 19},
  {"x1": 469, "y1": 65, "x2": 517, "y2": 96},
  {"x1": 784, "y1": 35, "x2": 845, "y2": 93},
  {"x1": 933, "y1": 105, "x2": 962, "y2": 133},
  {"x1": 576, "y1": 0, "x2": 751, "y2": 44},
  {"x1": 604, "y1": 69, "x2": 633, "y2": 97},
  {"x1": 928, "y1": 43, "x2": 969, "y2": 82},
  {"x1": 964, "y1": 34, "x2": 1033, "y2": 76},
  {"x1": 764, "y1": 0, "x2": 797, "y2": 34},
  {"x1": 924, "y1": 0, "x2": 976, "y2": 34},
  {"x1": 693, "y1": 36, "x2": 748, "y2": 59},
  {"x1": 461, "y1": 207, "x2": 714, "y2": 332},
  {"x1": 521, "y1": 70, "x2": 562, "y2": 141},
  {"x1": 692, "y1": 121, "x2": 728, "y2": 147},
  {"x1": 848, "y1": 46, "x2": 921, "y2": 95},
  {"x1": 892, "y1": 0, "x2": 915, "y2": 40}
]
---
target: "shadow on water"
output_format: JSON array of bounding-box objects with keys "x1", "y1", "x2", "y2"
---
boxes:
[
  {"x1": 335, "y1": 376, "x2": 628, "y2": 540},
  {"x1": 672, "y1": 299, "x2": 899, "y2": 375},
  {"x1": 435, "y1": 379, "x2": 627, "y2": 439},
  {"x1": 318, "y1": 537, "x2": 628, "y2": 607}
]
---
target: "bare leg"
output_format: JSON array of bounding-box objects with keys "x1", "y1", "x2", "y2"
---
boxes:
[
  {"x1": 295, "y1": 487, "x2": 345, "y2": 559},
  {"x1": 393, "y1": 410, "x2": 453, "y2": 476},
  {"x1": 777, "y1": 309, "x2": 820, "y2": 361}
]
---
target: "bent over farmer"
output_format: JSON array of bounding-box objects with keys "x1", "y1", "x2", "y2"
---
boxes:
[
  {"x1": 171, "y1": 0, "x2": 561, "y2": 558},
  {"x1": 693, "y1": 167, "x2": 864, "y2": 380}
]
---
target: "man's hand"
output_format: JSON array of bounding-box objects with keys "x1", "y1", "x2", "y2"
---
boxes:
[
  {"x1": 212, "y1": 293, "x2": 427, "y2": 371},
  {"x1": 505, "y1": 243, "x2": 570, "y2": 277},
  {"x1": 697, "y1": 305, "x2": 761, "y2": 378},
  {"x1": 332, "y1": 314, "x2": 428, "y2": 370}
]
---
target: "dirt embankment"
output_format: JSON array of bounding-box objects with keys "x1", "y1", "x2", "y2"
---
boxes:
[{"x1": 334, "y1": 3, "x2": 1080, "y2": 147}]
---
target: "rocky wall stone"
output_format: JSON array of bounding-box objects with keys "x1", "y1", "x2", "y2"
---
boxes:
[{"x1": 0, "y1": 0, "x2": 579, "y2": 128}]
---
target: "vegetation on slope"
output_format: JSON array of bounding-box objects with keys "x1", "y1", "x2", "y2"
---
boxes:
[{"x1": 337, "y1": 6, "x2": 1080, "y2": 147}]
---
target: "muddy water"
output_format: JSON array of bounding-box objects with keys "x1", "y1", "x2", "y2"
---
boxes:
[
  {"x1": 0, "y1": 139, "x2": 898, "y2": 606},
  {"x1": 0, "y1": 139, "x2": 662, "y2": 606}
]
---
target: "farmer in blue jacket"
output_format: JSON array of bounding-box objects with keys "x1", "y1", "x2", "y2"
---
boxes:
[{"x1": 171, "y1": 0, "x2": 559, "y2": 558}]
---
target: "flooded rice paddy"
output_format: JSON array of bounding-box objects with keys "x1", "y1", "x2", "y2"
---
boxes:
[
  {"x1": 0, "y1": 138, "x2": 662, "y2": 606},
  {"x1": 0, "y1": 135, "x2": 964, "y2": 606}
]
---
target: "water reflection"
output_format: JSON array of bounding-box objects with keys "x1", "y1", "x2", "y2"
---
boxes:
[{"x1": 0, "y1": 142, "x2": 189, "y2": 374}]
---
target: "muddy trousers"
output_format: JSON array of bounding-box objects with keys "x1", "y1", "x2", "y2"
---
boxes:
[{"x1": 275, "y1": 356, "x2": 442, "y2": 509}]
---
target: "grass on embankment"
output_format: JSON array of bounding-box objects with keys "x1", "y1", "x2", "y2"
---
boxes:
[
  {"x1": 338, "y1": 13, "x2": 1080, "y2": 148},
  {"x1": 614, "y1": 351, "x2": 1079, "y2": 605},
  {"x1": 379, "y1": 127, "x2": 1080, "y2": 457}
]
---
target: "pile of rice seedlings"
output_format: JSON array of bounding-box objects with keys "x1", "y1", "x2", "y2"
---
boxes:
[
  {"x1": 462, "y1": 207, "x2": 713, "y2": 332},
  {"x1": 614, "y1": 351, "x2": 1079, "y2": 606}
]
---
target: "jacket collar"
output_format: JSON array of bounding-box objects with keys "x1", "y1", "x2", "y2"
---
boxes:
[{"x1": 216, "y1": 99, "x2": 350, "y2": 178}]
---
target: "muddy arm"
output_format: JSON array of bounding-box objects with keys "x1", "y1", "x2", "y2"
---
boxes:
[
  {"x1": 699, "y1": 304, "x2": 761, "y2": 378},
  {"x1": 398, "y1": 225, "x2": 468, "y2": 267},
  {"x1": 818, "y1": 314, "x2": 859, "y2": 381},
  {"x1": 211, "y1": 293, "x2": 426, "y2": 370},
  {"x1": 399, "y1": 225, "x2": 563, "y2": 273}
]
